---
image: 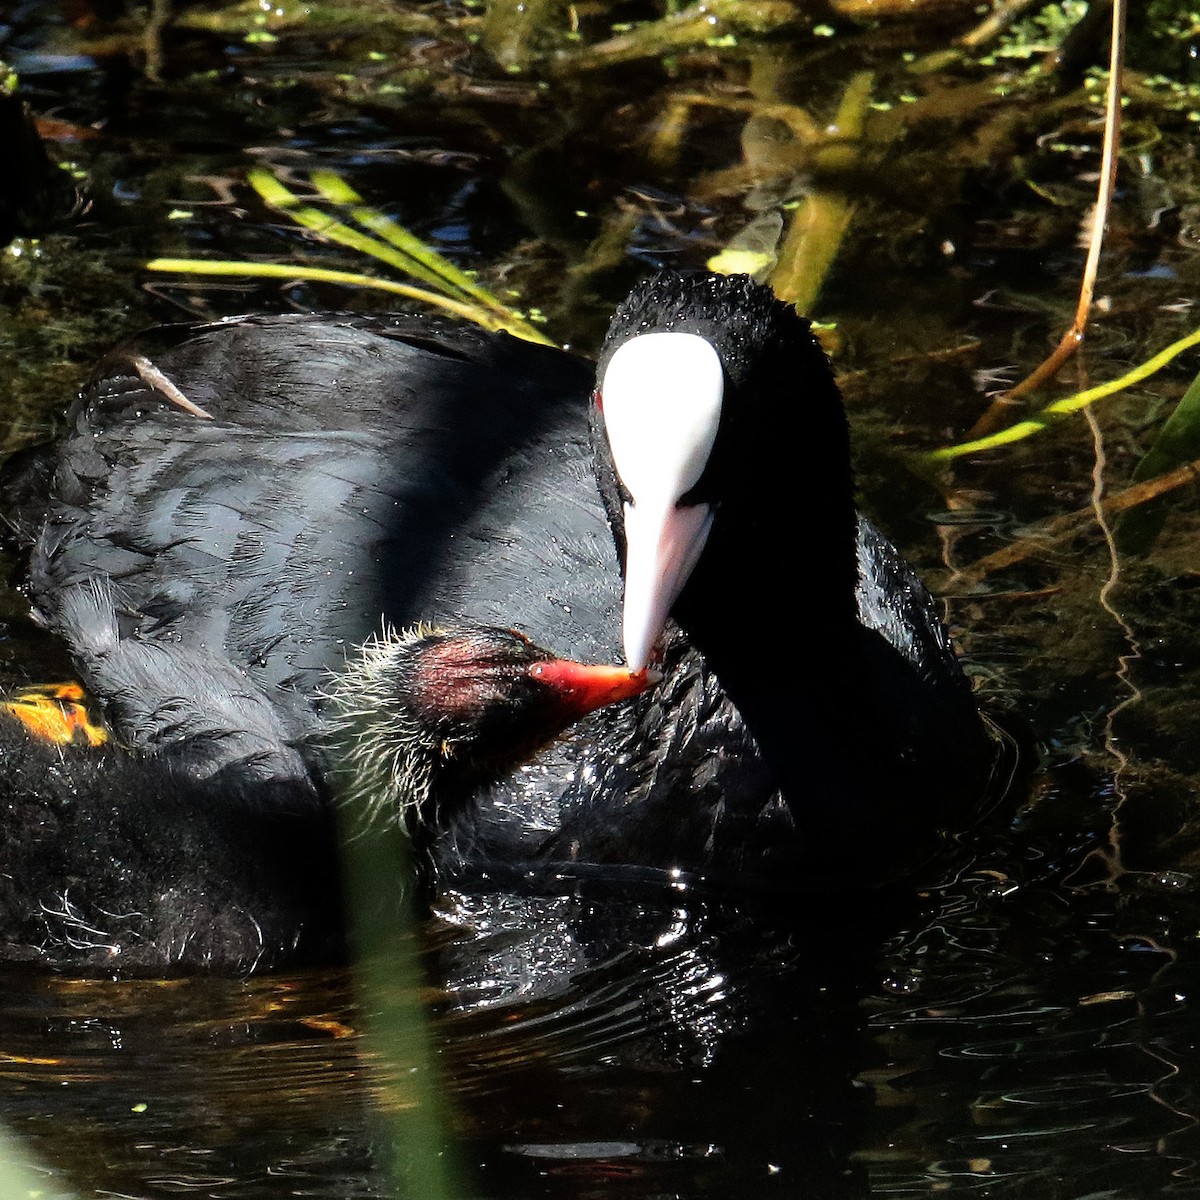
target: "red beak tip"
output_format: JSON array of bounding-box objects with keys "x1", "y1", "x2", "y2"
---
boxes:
[{"x1": 534, "y1": 657, "x2": 656, "y2": 714}]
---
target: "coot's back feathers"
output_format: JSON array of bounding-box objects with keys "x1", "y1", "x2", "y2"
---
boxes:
[{"x1": 8, "y1": 312, "x2": 614, "y2": 776}]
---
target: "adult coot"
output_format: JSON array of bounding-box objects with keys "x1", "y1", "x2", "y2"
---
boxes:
[
  {"x1": 3, "y1": 272, "x2": 1012, "y2": 894},
  {"x1": 587, "y1": 273, "x2": 1011, "y2": 880},
  {"x1": 0, "y1": 604, "x2": 647, "y2": 974}
]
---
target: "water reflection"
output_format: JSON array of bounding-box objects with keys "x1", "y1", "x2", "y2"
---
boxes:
[
  {"x1": 0, "y1": 971, "x2": 373, "y2": 1197},
  {"x1": 2, "y1": 824, "x2": 1198, "y2": 1199},
  {"x1": 0, "y1": 887, "x2": 896, "y2": 1198},
  {"x1": 860, "y1": 835, "x2": 1200, "y2": 1196}
]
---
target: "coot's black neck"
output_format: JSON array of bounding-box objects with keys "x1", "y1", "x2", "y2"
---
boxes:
[
  {"x1": 672, "y1": 473, "x2": 860, "y2": 698},
  {"x1": 671, "y1": 497, "x2": 862, "y2": 807}
]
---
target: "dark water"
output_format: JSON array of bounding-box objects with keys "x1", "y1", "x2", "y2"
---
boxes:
[{"x1": 4, "y1": 3, "x2": 1200, "y2": 1197}]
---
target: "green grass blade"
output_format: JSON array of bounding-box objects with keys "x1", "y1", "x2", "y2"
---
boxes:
[
  {"x1": 243, "y1": 169, "x2": 550, "y2": 342},
  {"x1": 338, "y1": 808, "x2": 461, "y2": 1200},
  {"x1": 144, "y1": 258, "x2": 556, "y2": 344},
  {"x1": 1116, "y1": 361, "x2": 1200, "y2": 552},
  {"x1": 249, "y1": 168, "x2": 477, "y2": 298},
  {"x1": 307, "y1": 170, "x2": 512, "y2": 315},
  {"x1": 927, "y1": 324, "x2": 1200, "y2": 462}
]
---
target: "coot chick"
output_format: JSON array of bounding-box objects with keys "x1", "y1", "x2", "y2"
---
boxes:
[
  {"x1": 3, "y1": 275, "x2": 1011, "y2": 892},
  {"x1": 0, "y1": 590, "x2": 647, "y2": 975}
]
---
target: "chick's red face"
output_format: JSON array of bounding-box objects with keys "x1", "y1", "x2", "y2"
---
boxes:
[
  {"x1": 409, "y1": 632, "x2": 534, "y2": 728},
  {"x1": 407, "y1": 630, "x2": 650, "y2": 754}
]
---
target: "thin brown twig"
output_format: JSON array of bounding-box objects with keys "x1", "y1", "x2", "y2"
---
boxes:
[
  {"x1": 957, "y1": 0, "x2": 1047, "y2": 49},
  {"x1": 949, "y1": 452, "x2": 1200, "y2": 587},
  {"x1": 963, "y1": 0, "x2": 1126, "y2": 440}
]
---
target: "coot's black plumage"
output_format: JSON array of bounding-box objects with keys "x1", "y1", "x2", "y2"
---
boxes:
[
  {"x1": 586, "y1": 274, "x2": 1001, "y2": 874},
  {"x1": 3, "y1": 271, "x2": 1008, "y2": 899},
  {"x1": 0, "y1": 616, "x2": 646, "y2": 973}
]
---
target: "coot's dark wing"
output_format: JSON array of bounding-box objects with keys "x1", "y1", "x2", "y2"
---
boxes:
[{"x1": 3, "y1": 314, "x2": 618, "y2": 768}]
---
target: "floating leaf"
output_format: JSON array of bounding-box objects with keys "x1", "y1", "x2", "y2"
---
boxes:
[{"x1": 707, "y1": 247, "x2": 774, "y2": 277}]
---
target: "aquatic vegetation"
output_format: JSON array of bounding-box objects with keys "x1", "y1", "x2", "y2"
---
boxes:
[
  {"x1": 149, "y1": 168, "x2": 553, "y2": 343},
  {"x1": 929, "y1": 325, "x2": 1200, "y2": 461}
]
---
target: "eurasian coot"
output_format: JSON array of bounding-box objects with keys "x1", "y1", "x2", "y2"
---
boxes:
[
  {"x1": 587, "y1": 273, "x2": 1008, "y2": 878},
  {"x1": 0, "y1": 602, "x2": 646, "y2": 973},
  {"x1": 3, "y1": 271, "x2": 1011, "y2": 895}
]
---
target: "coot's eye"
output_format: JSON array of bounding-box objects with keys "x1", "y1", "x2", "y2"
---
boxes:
[{"x1": 592, "y1": 387, "x2": 603, "y2": 412}]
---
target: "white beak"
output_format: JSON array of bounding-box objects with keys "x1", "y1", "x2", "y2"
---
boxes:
[{"x1": 599, "y1": 332, "x2": 724, "y2": 671}]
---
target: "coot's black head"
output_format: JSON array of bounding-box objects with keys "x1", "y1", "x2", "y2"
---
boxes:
[
  {"x1": 590, "y1": 271, "x2": 855, "y2": 673},
  {"x1": 330, "y1": 625, "x2": 650, "y2": 834}
]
